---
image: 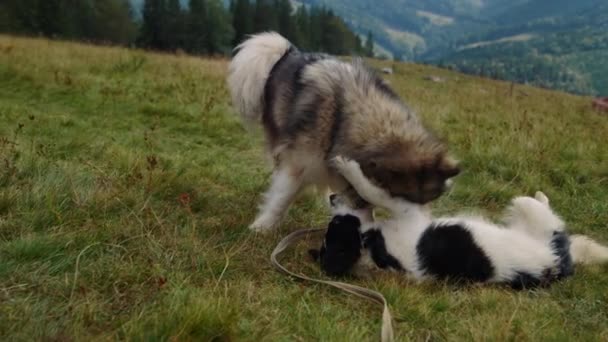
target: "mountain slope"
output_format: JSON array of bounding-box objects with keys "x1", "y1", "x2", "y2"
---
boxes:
[
  {"x1": 298, "y1": 0, "x2": 608, "y2": 94},
  {"x1": 300, "y1": 0, "x2": 489, "y2": 59},
  {"x1": 484, "y1": 0, "x2": 600, "y2": 25},
  {"x1": 440, "y1": 2, "x2": 608, "y2": 94}
]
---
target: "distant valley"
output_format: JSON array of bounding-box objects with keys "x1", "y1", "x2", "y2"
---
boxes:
[{"x1": 298, "y1": 0, "x2": 608, "y2": 95}]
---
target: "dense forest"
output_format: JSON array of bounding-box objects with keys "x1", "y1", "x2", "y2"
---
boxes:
[
  {"x1": 0, "y1": 0, "x2": 374, "y2": 57},
  {"x1": 436, "y1": 3, "x2": 608, "y2": 95}
]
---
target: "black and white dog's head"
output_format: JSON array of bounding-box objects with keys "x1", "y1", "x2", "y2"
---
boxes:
[{"x1": 309, "y1": 194, "x2": 372, "y2": 276}]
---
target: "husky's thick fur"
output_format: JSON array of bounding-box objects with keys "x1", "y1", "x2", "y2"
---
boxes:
[
  {"x1": 311, "y1": 157, "x2": 608, "y2": 288},
  {"x1": 228, "y1": 32, "x2": 460, "y2": 231}
]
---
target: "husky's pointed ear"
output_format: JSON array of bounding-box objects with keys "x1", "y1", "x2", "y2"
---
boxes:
[{"x1": 438, "y1": 155, "x2": 460, "y2": 178}]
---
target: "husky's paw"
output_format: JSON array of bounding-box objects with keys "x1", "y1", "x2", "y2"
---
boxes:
[
  {"x1": 249, "y1": 215, "x2": 278, "y2": 233},
  {"x1": 331, "y1": 156, "x2": 361, "y2": 180},
  {"x1": 535, "y1": 191, "x2": 550, "y2": 206}
]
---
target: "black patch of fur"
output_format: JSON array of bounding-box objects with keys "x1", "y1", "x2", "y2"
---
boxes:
[
  {"x1": 318, "y1": 214, "x2": 363, "y2": 277},
  {"x1": 284, "y1": 92, "x2": 322, "y2": 137},
  {"x1": 264, "y1": 49, "x2": 328, "y2": 143},
  {"x1": 325, "y1": 88, "x2": 344, "y2": 156},
  {"x1": 308, "y1": 249, "x2": 321, "y2": 262},
  {"x1": 283, "y1": 54, "x2": 330, "y2": 138},
  {"x1": 374, "y1": 77, "x2": 400, "y2": 100},
  {"x1": 551, "y1": 231, "x2": 574, "y2": 279},
  {"x1": 263, "y1": 46, "x2": 296, "y2": 143},
  {"x1": 509, "y1": 272, "x2": 543, "y2": 290},
  {"x1": 416, "y1": 223, "x2": 494, "y2": 282},
  {"x1": 362, "y1": 229, "x2": 404, "y2": 271}
]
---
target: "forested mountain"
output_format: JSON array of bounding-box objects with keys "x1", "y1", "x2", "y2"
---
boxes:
[
  {"x1": 439, "y1": 3, "x2": 608, "y2": 95},
  {"x1": 2, "y1": 0, "x2": 606, "y2": 94},
  {"x1": 298, "y1": 0, "x2": 608, "y2": 94}
]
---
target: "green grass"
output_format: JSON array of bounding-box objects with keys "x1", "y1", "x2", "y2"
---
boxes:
[{"x1": 1, "y1": 35, "x2": 607, "y2": 341}]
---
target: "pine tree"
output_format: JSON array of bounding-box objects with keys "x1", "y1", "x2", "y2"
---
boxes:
[
  {"x1": 232, "y1": 0, "x2": 253, "y2": 46},
  {"x1": 205, "y1": 0, "x2": 234, "y2": 54},
  {"x1": 308, "y1": 6, "x2": 322, "y2": 51},
  {"x1": 139, "y1": 0, "x2": 167, "y2": 49},
  {"x1": 187, "y1": 0, "x2": 207, "y2": 53},
  {"x1": 0, "y1": 3, "x2": 8, "y2": 32},
  {"x1": 37, "y1": 0, "x2": 65, "y2": 37},
  {"x1": 254, "y1": 0, "x2": 278, "y2": 32},
  {"x1": 166, "y1": 0, "x2": 185, "y2": 50},
  {"x1": 364, "y1": 31, "x2": 374, "y2": 57},
  {"x1": 294, "y1": 5, "x2": 310, "y2": 50},
  {"x1": 276, "y1": 0, "x2": 296, "y2": 43},
  {"x1": 62, "y1": 0, "x2": 95, "y2": 40},
  {"x1": 13, "y1": 0, "x2": 40, "y2": 34},
  {"x1": 92, "y1": 0, "x2": 138, "y2": 44},
  {"x1": 320, "y1": 9, "x2": 345, "y2": 54}
]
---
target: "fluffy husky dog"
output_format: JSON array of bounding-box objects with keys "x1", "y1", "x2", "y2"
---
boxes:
[
  {"x1": 311, "y1": 157, "x2": 608, "y2": 289},
  {"x1": 228, "y1": 32, "x2": 460, "y2": 231}
]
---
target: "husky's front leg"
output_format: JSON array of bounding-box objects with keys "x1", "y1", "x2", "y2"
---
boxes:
[
  {"x1": 332, "y1": 156, "x2": 409, "y2": 214},
  {"x1": 250, "y1": 166, "x2": 304, "y2": 232}
]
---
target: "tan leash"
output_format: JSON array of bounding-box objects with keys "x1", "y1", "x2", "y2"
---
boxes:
[{"x1": 271, "y1": 228, "x2": 395, "y2": 342}]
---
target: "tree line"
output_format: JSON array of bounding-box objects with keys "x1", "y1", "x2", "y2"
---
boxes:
[
  {"x1": 0, "y1": 0, "x2": 138, "y2": 45},
  {"x1": 0, "y1": 0, "x2": 374, "y2": 57}
]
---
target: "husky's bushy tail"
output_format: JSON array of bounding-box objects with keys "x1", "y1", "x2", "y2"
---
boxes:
[
  {"x1": 570, "y1": 235, "x2": 608, "y2": 265},
  {"x1": 228, "y1": 32, "x2": 291, "y2": 126}
]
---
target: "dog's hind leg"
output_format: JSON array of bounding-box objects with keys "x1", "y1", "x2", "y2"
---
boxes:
[{"x1": 250, "y1": 166, "x2": 305, "y2": 232}]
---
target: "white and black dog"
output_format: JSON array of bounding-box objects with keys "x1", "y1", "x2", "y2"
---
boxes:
[{"x1": 311, "y1": 157, "x2": 608, "y2": 289}]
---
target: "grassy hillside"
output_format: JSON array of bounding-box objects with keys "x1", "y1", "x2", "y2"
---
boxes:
[{"x1": 1, "y1": 36, "x2": 608, "y2": 341}]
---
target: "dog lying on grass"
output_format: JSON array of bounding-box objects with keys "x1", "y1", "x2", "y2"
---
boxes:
[{"x1": 310, "y1": 157, "x2": 608, "y2": 289}]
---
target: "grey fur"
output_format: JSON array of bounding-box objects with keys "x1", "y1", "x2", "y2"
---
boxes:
[{"x1": 228, "y1": 32, "x2": 459, "y2": 231}]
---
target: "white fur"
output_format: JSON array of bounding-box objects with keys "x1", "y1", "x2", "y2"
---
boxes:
[
  {"x1": 250, "y1": 147, "x2": 345, "y2": 230},
  {"x1": 332, "y1": 156, "x2": 608, "y2": 283},
  {"x1": 228, "y1": 32, "x2": 291, "y2": 125},
  {"x1": 504, "y1": 196, "x2": 565, "y2": 241},
  {"x1": 249, "y1": 165, "x2": 303, "y2": 231}
]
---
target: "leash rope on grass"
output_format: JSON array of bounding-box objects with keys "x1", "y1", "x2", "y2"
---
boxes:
[{"x1": 271, "y1": 228, "x2": 395, "y2": 342}]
